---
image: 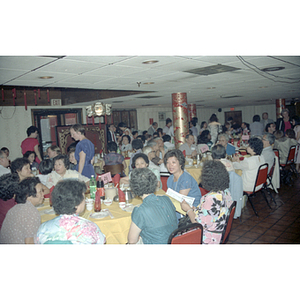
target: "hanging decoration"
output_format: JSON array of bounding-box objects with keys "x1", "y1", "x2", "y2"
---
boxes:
[
  {"x1": 34, "y1": 90, "x2": 37, "y2": 105},
  {"x1": 12, "y1": 88, "x2": 16, "y2": 106},
  {"x1": 2, "y1": 88, "x2": 4, "y2": 102},
  {"x1": 24, "y1": 89, "x2": 27, "y2": 110},
  {"x1": 86, "y1": 102, "x2": 112, "y2": 128},
  {"x1": 47, "y1": 89, "x2": 50, "y2": 103},
  {"x1": 38, "y1": 89, "x2": 41, "y2": 99}
]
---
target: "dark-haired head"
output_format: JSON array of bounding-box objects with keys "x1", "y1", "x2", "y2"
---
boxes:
[
  {"x1": 107, "y1": 141, "x2": 118, "y2": 152},
  {"x1": 26, "y1": 126, "x2": 39, "y2": 136},
  {"x1": 15, "y1": 177, "x2": 41, "y2": 204},
  {"x1": 11, "y1": 158, "x2": 30, "y2": 174},
  {"x1": 201, "y1": 160, "x2": 229, "y2": 192},
  {"x1": 53, "y1": 155, "x2": 70, "y2": 170},
  {"x1": 197, "y1": 130, "x2": 211, "y2": 144},
  {"x1": 286, "y1": 129, "x2": 296, "y2": 139},
  {"x1": 209, "y1": 114, "x2": 218, "y2": 122},
  {"x1": 164, "y1": 149, "x2": 185, "y2": 171},
  {"x1": 211, "y1": 144, "x2": 226, "y2": 160},
  {"x1": 132, "y1": 138, "x2": 143, "y2": 150},
  {"x1": 70, "y1": 123, "x2": 85, "y2": 135},
  {"x1": 130, "y1": 168, "x2": 157, "y2": 197},
  {"x1": 0, "y1": 173, "x2": 20, "y2": 201},
  {"x1": 122, "y1": 134, "x2": 131, "y2": 144},
  {"x1": 248, "y1": 137, "x2": 263, "y2": 155},
  {"x1": 23, "y1": 151, "x2": 36, "y2": 160},
  {"x1": 162, "y1": 134, "x2": 171, "y2": 142},
  {"x1": 132, "y1": 153, "x2": 149, "y2": 169},
  {"x1": 51, "y1": 179, "x2": 86, "y2": 215},
  {"x1": 38, "y1": 159, "x2": 53, "y2": 175},
  {"x1": 253, "y1": 115, "x2": 260, "y2": 122}
]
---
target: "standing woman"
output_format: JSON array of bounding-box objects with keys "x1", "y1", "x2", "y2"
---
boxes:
[
  {"x1": 21, "y1": 126, "x2": 42, "y2": 164},
  {"x1": 70, "y1": 124, "x2": 95, "y2": 178},
  {"x1": 207, "y1": 114, "x2": 222, "y2": 145},
  {"x1": 276, "y1": 108, "x2": 292, "y2": 134}
]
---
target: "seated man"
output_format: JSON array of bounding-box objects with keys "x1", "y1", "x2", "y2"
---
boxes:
[
  {"x1": 163, "y1": 134, "x2": 175, "y2": 151},
  {"x1": 179, "y1": 134, "x2": 197, "y2": 158},
  {"x1": 265, "y1": 122, "x2": 276, "y2": 134},
  {"x1": 261, "y1": 133, "x2": 276, "y2": 173},
  {"x1": 217, "y1": 133, "x2": 236, "y2": 156},
  {"x1": 0, "y1": 177, "x2": 43, "y2": 244}
]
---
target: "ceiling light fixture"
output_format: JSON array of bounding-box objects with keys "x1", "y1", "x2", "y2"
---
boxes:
[
  {"x1": 142, "y1": 60, "x2": 159, "y2": 64},
  {"x1": 207, "y1": 87, "x2": 216, "y2": 89},
  {"x1": 143, "y1": 82, "x2": 155, "y2": 85},
  {"x1": 39, "y1": 76, "x2": 53, "y2": 79}
]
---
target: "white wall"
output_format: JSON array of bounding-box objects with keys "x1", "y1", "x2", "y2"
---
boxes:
[{"x1": 0, "y1": 105, "x2": 88, "y2": 161}]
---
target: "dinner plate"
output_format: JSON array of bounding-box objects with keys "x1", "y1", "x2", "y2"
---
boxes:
[
  {"x1": 123, "y1": 204, "x2": 134, "y2": 213},
  {"x1": 43, "y1": 208, "x2": 55, "y2": 214},
  {"x1": 90, "y1": 211, "x2": 109, "y2": 219}
]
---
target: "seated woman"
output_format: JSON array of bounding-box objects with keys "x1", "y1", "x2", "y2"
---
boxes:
[
  {"x1": 232, "y1": 137, "x2": 265, "y2": 191},
  {"x1": 102, "y1": 142, "x2": 126, "y2": 176},
  {"x1": 197, "y1": 130, "x2": 213, "y2": 153},
  {"x1": 46, "y1": 154, "x2": 90, "y2": 189},
  {"x1": 0, "y1": 173, "x2": 19, "y2": 230},
  {"x1": 36, "y1": 179, "x2": 106, "y2": 244},
  {"x1": 23, "y1": 150, "x2": 39, "y2": 170},
  {"x1": 37, "y1": 159, "x2": 53, "y2": 186},
  {"x1": 164, "y1": 149, "x2": 201, "y2": 208},
  {"x1": 67, "y1": 148, "x2": 77, "y2": 170},
  {"x1": 11, "y1": 157, "x2": 50, "y2": 194},
  {"x1": 216, "y1": 133, "x2": 236, "y2": 156},
  {"x1": 120, "y1": 153, "x2": 162, "y2": 188},
  {"x1": 0, "y1": 177, "x2": 44, "y2": 244},
  {"x1": 120, "y1": 134, "x2": 132, "y2": 152},
  {"x1": 180, "y1": 160, "x2": 233, "y2": 244},
  {"x1": 129, "y1": 139, "x2": 144, "y2": 172},
  {"x1": 274, "y1": 129, "x2": 297, "y2": 164},
  {"x1": 127, "y1": 168, "x2": 177, "y2": 244}
]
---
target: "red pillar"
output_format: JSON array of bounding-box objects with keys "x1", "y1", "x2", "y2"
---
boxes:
[
  {"x1": 188, "y1": 103, "x2": 197, "y2": 121},
  {"x1": 276, "y1": 98, "x2": 285, "y2": 119}
]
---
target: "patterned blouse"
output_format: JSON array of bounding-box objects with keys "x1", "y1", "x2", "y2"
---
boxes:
[
  {"x1": 194, "y1": 189, "x2": 233, "y2": 244},
  {"x1": 36, "y1": 214, "x2": 106, "y2": 244}
]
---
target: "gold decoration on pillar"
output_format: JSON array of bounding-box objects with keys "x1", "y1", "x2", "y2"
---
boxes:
[
  {"x1": 188, "y1": 103, "x2": 197, "y2": 121},
  {"x1": 172, "y1": 92, "x2": 189, "y2": 149},
  {"x1": 276, "y1": 98, "x2": 285, "y2": 119}
]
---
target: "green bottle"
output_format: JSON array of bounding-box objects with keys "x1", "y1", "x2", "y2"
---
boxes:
[{"x1": 89, "y1": 175, "x2": 97, "y2": 200}]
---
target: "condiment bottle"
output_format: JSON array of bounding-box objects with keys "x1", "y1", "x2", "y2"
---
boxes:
[
  {"x1": 94, "y1": 190, "x2": 101, "y2": 212},
  {"x1": 97, "y1": 179, "x2": 105, "y2": 202}
]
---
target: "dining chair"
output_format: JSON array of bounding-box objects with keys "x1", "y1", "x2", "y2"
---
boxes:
[
  {"x1": 221, "y1": 201, "x2": 236, "y2": 244},
  {"x1": 280, "y1": 145, "x2": 298, "y2": 177},
  {"x1": 266, "y1": 158, "x2": 277, "y2": 205},
  {"x1": 168, "y1": 223, "x2": 203, "y2": 244},
  {"x1": 103, "y1": 164, "x2": 124, "y2": 177},
  {"x1": 243, "y1": 163, "x2": 271, "y2": 217},
  {"x1": 199, "y1": 186, "x2": 209, "y2": 196}
]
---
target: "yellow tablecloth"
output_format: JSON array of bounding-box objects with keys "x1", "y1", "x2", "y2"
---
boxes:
[{"x1": 38, "y1": 189, "x2": 184, "y2": 244}]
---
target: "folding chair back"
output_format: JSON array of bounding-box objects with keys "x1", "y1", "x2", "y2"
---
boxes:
[
  {"x1": 254, "y1": 163, "x2": 268, "y2": 192},
  {"x1": 199, "y1": 186, "x2": 209, "y2": 196},
  {"x1": 161, "y1": 176, "x2": 168, "y2": 192},
  {"x1": 273, "y1": 149, "x2": 279, "y2": 159},
  {"x1": 284, "y1": 145, "x2": 296, "y2": 166},
  {"x1": 222, "y1": 201, "x2": 237, "y2": 244},
  {"x1": 168, "y1": 223, "x2": 203, "y2": 244}
]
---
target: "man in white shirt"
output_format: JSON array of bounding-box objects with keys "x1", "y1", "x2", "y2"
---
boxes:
[
  {"x1": 163, "y1": 118, "x2": 174, "y2": 137},
  {"x1": 147, "y1": 122, "x2": 158, "y2": 136},
  {"x1": 262, "y1": 133, "x2": 276, "y2": 173},
  {"x1": 179, "y1": 134, "x2": 197, "y2": 158},
  {"x1": 0, "y1": 150, "x2": 11, "y2": 177}
]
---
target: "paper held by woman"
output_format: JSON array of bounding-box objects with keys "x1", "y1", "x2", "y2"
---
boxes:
[{"x1": 166, "y1": 188, "x2": 194, "y2": 207}]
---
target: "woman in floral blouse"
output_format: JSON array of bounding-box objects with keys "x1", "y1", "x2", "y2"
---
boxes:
[
  {"x1": 36, "y1": 179, "x2": 106, "y2": 244},
  {"x1": 180, "y1": 160, "x2": 233, "y2": 244}
]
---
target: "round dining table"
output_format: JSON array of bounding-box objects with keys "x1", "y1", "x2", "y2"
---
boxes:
[{"x1": 37, "y1": 188, "x2": 183, "y2": 244}]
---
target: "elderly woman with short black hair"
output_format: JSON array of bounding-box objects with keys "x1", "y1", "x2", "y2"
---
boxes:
[
  {"x1": 36, "y1": 179, "x2": 106, "y2": 244},
  {"x1": 11, "y1": 157, "x2": 33, "y2": 181},
  {"x1": 164, "y1": 149, "x2": 201, "y2": 208},
  {"x1": 0, "y1": 177, "x2": 44, "y2": 244},
  {"x1": 127, "y1": 168, "x2": 177, "y2": 244},
  {"x1": 180, "y1": 160, "x2": 233, "y2": 244},
  {"x1": 232, "y1": 137, "x2": 265, "y2": 191},
  {"x1": 46, "y1": 154, "x2": 89, "y2": 189}
]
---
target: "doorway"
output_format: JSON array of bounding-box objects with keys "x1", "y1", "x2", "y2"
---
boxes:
[
  {"x1": 224, "y1": 110, "x2": 242, "y2": 128},
  {"x1": 32, "y1": 109, "x2": 82, "y2": 159}
]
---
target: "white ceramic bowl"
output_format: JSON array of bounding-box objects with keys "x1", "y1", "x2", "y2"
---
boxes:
[{"x1": 103, "y1": 199, "x2": 113, "y2": 206}]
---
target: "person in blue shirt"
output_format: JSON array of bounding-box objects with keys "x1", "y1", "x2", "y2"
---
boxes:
[
  {"x1": 164, "y1": 149, "x2": 201, "y2": 222},
  {"x1": 127, "y1": 168, "x2": 177, "y2": 244},
  {"x1": 217, "y1": 133, "x2": 236, "y2": 156}
]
